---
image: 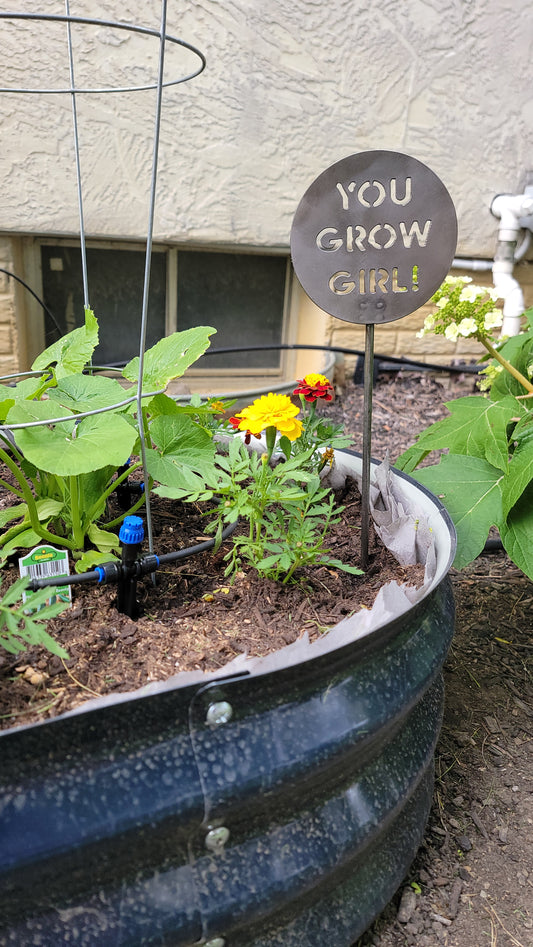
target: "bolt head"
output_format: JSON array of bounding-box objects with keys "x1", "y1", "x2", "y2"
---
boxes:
[
  {"x1": 205, "y1": 826, "x2": 230, "y2": 853},
  {"x1": 204, "y1": 938, "x2": 226, "y2": 947},
  {"x1": 206, "y1": 701, "x2": 233, "y2": 726}
]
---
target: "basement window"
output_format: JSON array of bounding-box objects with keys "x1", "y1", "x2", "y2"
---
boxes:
[{"x1": 38, "y1": 243, "x2": 289, "y2": 372}]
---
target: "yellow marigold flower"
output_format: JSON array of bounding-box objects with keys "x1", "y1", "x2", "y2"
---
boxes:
[{"x1": 233, "y1": 392, "x2": 303, "y2": 441}]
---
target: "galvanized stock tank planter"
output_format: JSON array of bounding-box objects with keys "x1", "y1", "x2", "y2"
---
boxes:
[{"x1": 0, "y1": 450, "x2": 456, "y2": 947}]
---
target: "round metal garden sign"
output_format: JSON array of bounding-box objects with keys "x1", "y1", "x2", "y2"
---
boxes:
[{"x1": 290, "y1": 150, "x2": 457, "y2": 325}]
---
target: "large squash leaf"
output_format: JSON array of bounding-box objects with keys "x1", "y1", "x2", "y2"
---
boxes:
[
  {"x1": 123, "y1": 326, "x2": 216, "y2": 389},
  {"x1": 410, "y1": 454, "x2": 504, "y2": 569},
  {"x1": 146, "y1": 413, "x2": 216, "y2": 495},
  {"x1": 32, "y1": 308, "x2": 98, "y2": 379},
  {"x1": 396, "y1": 396, "x2": 521, "y2": 474},
  {"x1": 48, "y1": 373, "x2": 128, "y2": 414},
  {"x1": 8, "y1": 402, "x2": 136, "y2": 476}
]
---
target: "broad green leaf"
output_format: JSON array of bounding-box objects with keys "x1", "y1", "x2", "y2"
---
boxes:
[
  {"x1": 501, "y1": 438, "x2": 533, "y2": 518},
  {"x1": 75, "y1": 549, "x2": 118, "y2": 573},
  {"x1": 0, "y1": 527, "x2": 44, "y2": 558},
  {"x1": 35, "y1": 498, "x2": 64, "y2": 521},
  {"x1": 145, "y1": 392, "x2": 182, "y2": 417},
  {"x1": 12, "y1": 411, "x2": 137, "y2": 476},
  {"x1": 499, "y1": 480, "x2": 533, "y2": 581},
  {"x1": 511, "y1": 409, "x2": 533, "y2": 449},
  {"x1": 0, "y1": 384, "x2": 15, "y2": 421},
  {"x1": 147, "y1": 453, "x2": 211, "y2": 495},
  {"x1": 32, "y1": 308, "x2": 98, "y2": 378},
  {"x1": 87, "y1": 523, "x2": 121, "y2": 555},
  {"x1": 411, "y1": 454, "x2": 504, "y2": 569},
  {"x1": 0, "y1": 503, "x2": 27, "y2": 528},
  {"x1": 123, "y1": 326, "x2": 216, "y2": 389},
  {"x1": 7, "y1": 396, "x2": 76, "y2": 432},
  {"x1": 398, "y1": 396, "x2": 519, "y2": 472},
  {"x1": 153, "y1": 484, "x2": 214, "y2": 502},
  {"x1": 490, "y1": 329, "x2": 533, "y2": 399},
  {"x1": 1, "y1": 376, "x2": 53, "y2": 418},
  {"x1": 147, "y1": 414, "x2": 216, "y2": 478},
  {"x1": 395, "y1": 444, "x2": 431, "y2": 475},
  {"x1": 48, "y1": 373, "x2": 128, "y2": 413}
]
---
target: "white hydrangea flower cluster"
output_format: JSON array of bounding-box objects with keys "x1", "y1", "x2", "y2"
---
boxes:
[{"x1": 417, "y1": 276, "x2": 503, "y2": 342}]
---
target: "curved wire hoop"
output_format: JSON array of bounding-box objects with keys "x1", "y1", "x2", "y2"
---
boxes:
[{"x1": 0, "y1": 13, "x2": 206, "y2": 93}]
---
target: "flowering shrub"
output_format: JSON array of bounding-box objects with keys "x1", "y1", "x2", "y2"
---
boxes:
[
  {"x1": 397, "y1": 277, "x2": 533, "y2": 580},
  {"x1": 193, "y1": 381, "x2": 362, "y2": 583}
]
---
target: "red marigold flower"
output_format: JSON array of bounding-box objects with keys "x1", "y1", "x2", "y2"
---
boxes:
[
  {"x1": 293, "y1": 372, "x2": 334, "y2": 402},
  {"x1": 228, "y1": 416, "x2": 258, "y2": 445}
]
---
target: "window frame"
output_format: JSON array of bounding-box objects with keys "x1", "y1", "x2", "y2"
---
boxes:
[{"x1": 19, "y1": 237, "x2": 294, "y2": 380}]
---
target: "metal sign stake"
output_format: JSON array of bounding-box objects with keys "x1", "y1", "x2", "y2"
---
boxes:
[
  {"x1": 361, "y1": 323, "x2": 374, "y2": 569},
  {"x1": 290, "y1": 150, "x2": 458, "y2": 574}
]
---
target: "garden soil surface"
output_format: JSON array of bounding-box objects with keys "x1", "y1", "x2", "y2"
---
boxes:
[{"x1": 1, "y1": 369, "x2": 532, "y2": 947}]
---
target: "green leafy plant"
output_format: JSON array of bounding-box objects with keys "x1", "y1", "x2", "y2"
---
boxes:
[
  {"x1": 396, "y1": 277, "x2": 533, "y2": 580},
  {"x1": 160, "y1": 381, "x2": 362, "y2": 584},
  {"x1": 0, "y1": 308, "x2": 218, "y2": 569},
  {"x1": 0, "y1": 576, "x2": 69, "y2": 656}
]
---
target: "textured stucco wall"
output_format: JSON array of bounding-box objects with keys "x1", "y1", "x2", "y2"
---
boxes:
[{"x1": 0, "y1": 0, "x2": 532, "y2": 257}]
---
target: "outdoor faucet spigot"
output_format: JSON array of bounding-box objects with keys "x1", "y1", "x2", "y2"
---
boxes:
[{"x1": 117, "y1": 515, "x2": 144, "y2": 618}]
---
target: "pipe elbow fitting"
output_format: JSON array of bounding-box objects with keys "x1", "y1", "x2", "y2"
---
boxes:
[{"x1": 491, "y1": 193, "x2": 533, "y2": 240}]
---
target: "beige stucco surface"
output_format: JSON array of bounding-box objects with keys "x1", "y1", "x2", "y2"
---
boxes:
[{"x1": 0, "y1": 1, "x2": 532, "y2": 257}]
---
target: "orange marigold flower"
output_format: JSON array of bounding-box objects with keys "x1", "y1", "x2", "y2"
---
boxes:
[
  {"x1": 232, "y1": 393, "x2": 303, "y2": 441},
  {"x1": 294, "y1": 372, "x2": 334, "y2": 402}
]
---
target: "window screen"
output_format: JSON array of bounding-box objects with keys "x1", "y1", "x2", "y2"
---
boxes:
[
  {"x1": 177, "y1": 251, "x2": 287, "y2": 370},
  {"x1": 40, "y1": 245, "x2": 167, "y2": 365}
]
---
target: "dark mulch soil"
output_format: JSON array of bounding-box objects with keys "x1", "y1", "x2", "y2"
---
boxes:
[
  {"x1": 0, "y1": 477, "x2": 418, "y2": 724},
  {"x1": 1, "y1": 368, "x2": 532, "y2": 947}
]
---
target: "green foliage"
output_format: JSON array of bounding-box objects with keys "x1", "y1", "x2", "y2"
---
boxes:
[
  {"x1": 0, "y1": 576, "x2": 69, "y2": 657},
  {"x1": 187, "y1": 436, "x2": 362, "y2": 584},
  {"x1": 0, "y1": 309, "x2": 217, "y2": 565},
  {"x1": 397, "y1": 287, "x2": 533, "y2": 580},
  {"x1": 1, "y1": 311, "x2": 356, "y2": 592}
]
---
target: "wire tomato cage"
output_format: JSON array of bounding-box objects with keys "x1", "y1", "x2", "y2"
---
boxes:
[{"x1": 0, "y1": 4, "x2": 220, "y2": 615}]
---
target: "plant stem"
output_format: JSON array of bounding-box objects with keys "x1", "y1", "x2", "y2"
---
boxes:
[
  {"x1": 0, "y1": 478, "x2": 24, "y2": 500},
  {"x1": 0, "y1": 446, "x2": 76, "y2": 550},
  {"x1": 482, "y1": 338, "x2": 533, "y2": 394},
  {"x1": 85, "y1": 460, "x2": 143, "y2": 525},
  {"x1": 0, "y1": 519, "x2": 33, "y2": 549},
  {"x1": 69, "y1": 476, "x2": 85, "y2": 550},
  {"x1": 105, "y1": 488, "x2": 148, "y2": 529}
]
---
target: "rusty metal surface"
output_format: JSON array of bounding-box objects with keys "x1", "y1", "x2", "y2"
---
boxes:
[{"x1": 290, "y1": 150, "x2": 457, "y2": 325}]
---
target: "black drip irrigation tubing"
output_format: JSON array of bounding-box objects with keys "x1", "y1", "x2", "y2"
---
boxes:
[
  {"x1": 27, "y1": 520, "x2": 237, "y2": 594},
  {"x1": 201, "y1": 343, "x2": 486, "y2": 377},
  {"x1": 93, "y1": 344, "x2": 486, "y2": 377}
]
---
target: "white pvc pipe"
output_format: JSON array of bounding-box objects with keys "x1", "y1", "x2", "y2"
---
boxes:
[{"x1": 491, "y1": 193, "x2": 533, "y2": 336}]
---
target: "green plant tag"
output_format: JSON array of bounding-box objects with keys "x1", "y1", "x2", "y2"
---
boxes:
[{"x1": 19, "y1": 545, "x2": 72, "y2": 611}]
